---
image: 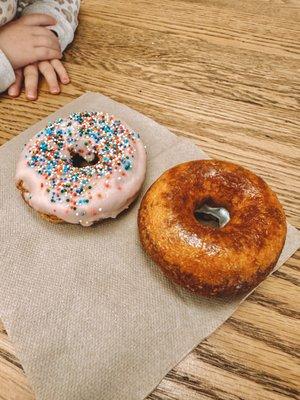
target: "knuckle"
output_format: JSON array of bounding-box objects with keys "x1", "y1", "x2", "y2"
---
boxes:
[
  {"x1": 39, "y1": 36, "x2": 51, "y2": 48},
  {"x1": 43, "y1": 36, "x2": 51, "y2": 46},
  {"x1": 35, "y1": 47, "x2": 44, "y2": 58},
  {"x1": 40, "y1": 47, "x2": 51, "y2": 58},
  {"x1": 44, "y1": 49, "x2": 50, "y2": 58}
]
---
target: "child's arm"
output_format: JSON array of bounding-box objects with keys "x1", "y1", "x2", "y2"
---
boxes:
[
  {"x1": 19, "y1": 0, "x2": 80, "y2": 52},
  {"x1": 0, "y1": 50, "x2": 15, "y2": 93}
]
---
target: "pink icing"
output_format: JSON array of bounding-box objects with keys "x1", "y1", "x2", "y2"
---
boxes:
[{"x1": 15, "y1": 112, "x2": 147, "y2": 226}]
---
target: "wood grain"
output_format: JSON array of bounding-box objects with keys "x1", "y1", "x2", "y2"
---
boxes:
[{"x1": 0, "y1": 1, "x2": 299, "y2": 399}]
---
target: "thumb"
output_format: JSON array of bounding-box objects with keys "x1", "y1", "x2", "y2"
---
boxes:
[{"x1": 21, "y1": 13, "x2": 57, "y2": 27}]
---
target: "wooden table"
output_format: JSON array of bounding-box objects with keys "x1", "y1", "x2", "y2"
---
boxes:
[{"x1": 0, "y1": 1, "x2": 299, "y2": 399}]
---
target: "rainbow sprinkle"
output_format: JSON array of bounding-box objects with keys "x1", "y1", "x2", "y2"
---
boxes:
[{"x1": 25, "y1": 111, "x2": 141, "y2": 210}]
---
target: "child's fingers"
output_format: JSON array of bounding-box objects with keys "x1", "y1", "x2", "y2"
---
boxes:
[
  {"x1": 21, "y1": 13, "x2": 56, "y2": 27},
  {"x1": 50, "y1": 59, "x2": 70, "y2": 84},
  {"x1": 32, "y1": 26, "x2": 60, "y2": 38},
  {"x1": 34, "y1": 47, "x2": 62, "y2": 62},
  {"x1": 8, "y1": 69, "x2": 24, "y2": 97},
  {"x1": 24, "y1": 64, "x2": 39, "y2": 100},
  {"x1": 39, "y1": 61, "x2": 60, "y2": 94},
  {"x1": 34, "y1": 35, "x2": 61, "y2": 52}
]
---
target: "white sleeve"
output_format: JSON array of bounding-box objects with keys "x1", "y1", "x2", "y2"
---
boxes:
[
  {"x1": 0, "y1": 50, "x2": 15, "y2": 93},
  {"x1": 20, "y1": 0, "x2": 80, "y2": 52}
]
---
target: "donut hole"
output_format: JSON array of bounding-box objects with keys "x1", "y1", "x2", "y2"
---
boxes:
[
  {"x1": 194, "y1": 201, "x2": 230, "y2": 228},
  {"x1": 71, "y1": 152, "x2": 99, "y2": 168}
]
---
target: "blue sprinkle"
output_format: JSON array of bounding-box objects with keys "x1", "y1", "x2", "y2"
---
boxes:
[
  {"x1": 45, "y1": 127, "x2": 53, "y2": 136},
  {"x1": 122, "y1": 159, "x2": 132, "y2": 171},
  {"x1": 40, "y1": 142, "x2": 48, "y2": 152}
]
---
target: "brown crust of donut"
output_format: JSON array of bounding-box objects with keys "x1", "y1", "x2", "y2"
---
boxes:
[
  {"x1": 138, "y1": 160, "x2": 287, "y2": 298},
  {"x1": 16, "y1": 180, "x2": 65, "y2": 224}
]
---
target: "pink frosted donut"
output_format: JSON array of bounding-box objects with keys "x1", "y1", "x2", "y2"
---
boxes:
[{"x1": 15, "y1": 111, "x2": 147, "y2": 226}]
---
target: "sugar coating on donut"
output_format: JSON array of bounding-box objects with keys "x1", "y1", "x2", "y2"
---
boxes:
[{"x1": 16, "y1": 112, "x2": 147, "y2": 226}]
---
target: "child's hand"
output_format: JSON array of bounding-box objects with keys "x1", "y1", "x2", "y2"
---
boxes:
[
  {"x1": 8, "y1": 59, "x2": 70, "y2": 100},
  {"x1": 0, "y1": 14, "x2": 62, "y2": 70}
]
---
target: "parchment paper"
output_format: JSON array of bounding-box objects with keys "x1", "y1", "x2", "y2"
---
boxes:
[{"x1": 0, "y1": 92, "x2": 299, "y2": 400}]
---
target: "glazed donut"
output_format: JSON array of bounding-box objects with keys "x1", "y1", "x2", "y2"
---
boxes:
[
  {"x1": 16, "y1": 112, "x2": 146, "y2": 226},
  {"x1": 138, "y1": 160, "x2": 286, "y2": 297}
]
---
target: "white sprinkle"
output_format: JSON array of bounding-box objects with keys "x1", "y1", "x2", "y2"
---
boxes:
[
  {"x1": 75, "y1": 212, "x2": 79, "y2": 216},
  {"x1": 118, "y1": 176, "x2": 121, "y2": 180},
  {"x1": 98, "y1": 207, "x2": 102, "y2": 212}
]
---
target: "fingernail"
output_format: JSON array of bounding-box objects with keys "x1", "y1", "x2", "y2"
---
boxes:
[
  {"x1": 51, "y1": 87, "x2": 60, "y2": 94},
  {"x1": 62, "y1": 78, "x2": 69, "y2": 84},
  {"x1": 27, "y1": 92, "x2": 36, "y2": 100}
]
